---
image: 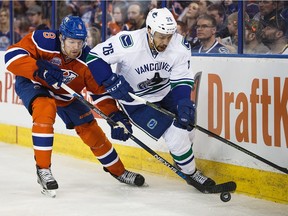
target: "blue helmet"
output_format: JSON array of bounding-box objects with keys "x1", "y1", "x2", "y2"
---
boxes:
[{"x1": 59, "y1": 16, "x2": 87, "y2": 41}]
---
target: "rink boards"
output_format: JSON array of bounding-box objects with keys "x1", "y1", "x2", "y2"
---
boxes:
[{"x1": 0, "y1": 53, "x2": 287, "y2": 204}]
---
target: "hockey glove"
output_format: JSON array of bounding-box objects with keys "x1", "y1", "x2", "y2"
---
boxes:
[
  {"x1": 102, "y1": 73, "x2": 134, "y2": 102},
  {"x1": 174, "y1": 98, "x2": 196, "y2": 131},
  {"x1": 109, "y1": 111, "x2": 132, "y2": 141},
  {"x1": 35, "y1": 60, "x2": 64, "y2": 89}
]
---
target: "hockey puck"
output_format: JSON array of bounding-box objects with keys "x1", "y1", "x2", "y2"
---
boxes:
[{"x1": 220, "y1": 192, "x2": 231, "y2": 202}]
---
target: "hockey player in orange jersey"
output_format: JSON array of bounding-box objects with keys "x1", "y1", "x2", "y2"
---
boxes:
[{"x1": 4, "y1": 15, "x2": 145, "y2": 197}]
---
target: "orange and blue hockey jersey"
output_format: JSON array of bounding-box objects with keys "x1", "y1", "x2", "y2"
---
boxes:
[
  {"x1": 4, "y1": 30, "x2": 127, "y2": 175},
  {"x1": 4, "y1": 29, "x2": 118, "y2": 115}
]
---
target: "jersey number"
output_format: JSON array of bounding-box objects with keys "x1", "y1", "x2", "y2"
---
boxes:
[
  {"x1": 103, "y1": 43, "x2": 114, "y2": 56},
  {"x1": 43, "y1": 32, "x2": 56, "y2": 39}
]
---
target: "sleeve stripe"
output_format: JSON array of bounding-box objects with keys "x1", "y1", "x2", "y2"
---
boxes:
[
  {"x1": 86, "y1": 52, "x2": 99, "y2": 64},
  {"x1": 5, "y1": 48, "x2": 29, "y2": 66},
  {"x1": 170, "y1": 79, "x2": 194, "y2": 89}
]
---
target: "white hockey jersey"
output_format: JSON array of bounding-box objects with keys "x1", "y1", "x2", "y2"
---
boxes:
[{"x1": 87, "y1": 28, "x2": 194, "y2": 104}]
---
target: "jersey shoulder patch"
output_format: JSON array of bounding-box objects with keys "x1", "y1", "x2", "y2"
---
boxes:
[
  {"x1": 33, "y1": 30, "x2": 59, "y2": 51},
  {"x1": 119, "y1": 34, "x2": 134, "y2": 48},
  {"x1": 182, "y1": 37, "x2": 191, "y2": 50}
]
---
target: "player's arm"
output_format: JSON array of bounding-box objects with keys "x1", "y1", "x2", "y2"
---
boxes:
[
  {"x1": 86, "y1": 36, "x2": 134, "y2": 102},
  {"x1": 172, "y1": 84, "x2": 196, "y2": 131},
  {"x1": 85, "y1": 71, "x2": 132, "y2": 141},
  {"x1": 170, "y1": 36, "x2": 194, "y2": 99},
  {"x1": 171, "y1": 50, "x2": 195, "y2": 131},
  {"x1": 5, "y1": 31, "x2": 62, "y2": 88},
  {"x1": 170, "y1": 51, "x2": 194, "y2": 101},
  {"x1": 5, "y1": 32, "x2": 39, "y2": 80}
]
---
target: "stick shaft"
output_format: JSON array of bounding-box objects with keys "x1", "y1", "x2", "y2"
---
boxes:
[
  {"x1": 61, "y1": 84, "x2": 240, "y2": 193},
  {"x1": 61, "y1": 84, "x2": 189, "y2": 180},
  {"x1": 129, "y1": 92, "x2": 288, "y2": 174},
  {"x1": 195, "y1": 125, "x2": 288, "y2": 174}
]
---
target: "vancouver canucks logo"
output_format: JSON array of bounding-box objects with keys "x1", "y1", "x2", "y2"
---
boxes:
[
  {"x1": 119, "y1": 35, "x2": 133, "y2": 48},
  {"x1": 219, "y1": 47, "x2": 229, "y2": 54},
  {"x1": 137, "y1": 72, "x2": 168, "y2": 90},
  {"x1": 147, "y1": 119, "x2": 157, "y2": 129},
  {"x1": 182, "y1": 37, "x2": 191, "y2": 50}
]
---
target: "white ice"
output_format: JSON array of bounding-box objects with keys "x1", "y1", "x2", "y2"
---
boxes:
[{"x1": 0, "y1": 142, "x2": 287, "y2": 216}]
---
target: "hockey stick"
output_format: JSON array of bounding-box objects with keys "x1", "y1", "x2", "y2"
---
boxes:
[
  {"x1": 59, "y1": 85, "x2": 188, "y2": 181},
  {"x1": 128, "y1": 93, "x2": 288, "y2": 175},
  {"x1": 60, "y1": 83, "x2": 236, "y2": 193}
]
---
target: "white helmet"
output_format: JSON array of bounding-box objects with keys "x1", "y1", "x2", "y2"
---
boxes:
[{"x1": 146, "y1": 7, "x2": 177, "y2": 35}]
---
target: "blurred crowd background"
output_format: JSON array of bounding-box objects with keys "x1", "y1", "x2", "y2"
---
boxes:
[{"x1": 0, "y1": 0, "x2": 288, "y2": 54}]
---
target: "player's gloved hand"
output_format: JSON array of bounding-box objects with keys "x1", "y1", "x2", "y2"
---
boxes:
[
  {"x1": 35, "y1": 60, "x2": 64, "y2": 89},
  {"x1": 108, "y1": 111, "x2": 132, "y2": 141},
  {"x1": 102, "y1": 73, "x2": 134, "y2": 102},
  {"x1": 174, "y1": 98, "x2": 196, "y2": 131}
]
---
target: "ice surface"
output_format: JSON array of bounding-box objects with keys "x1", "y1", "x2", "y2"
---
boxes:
[{"x1": 0, "y1": 142, "x2": 287, "y2": 216}]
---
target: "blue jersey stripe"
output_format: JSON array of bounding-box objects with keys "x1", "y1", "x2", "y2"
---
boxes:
[{"x1": 5, "y1": 49, "x2": 29, "y2": 63}]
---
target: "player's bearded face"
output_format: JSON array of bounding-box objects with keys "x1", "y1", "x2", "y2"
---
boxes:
[
  {"x1": 152, "y1": 32, "x2": 173, "y2": 52},
  {"x1": 62, "y1": 38, "x2": 84, "y2": 59}
]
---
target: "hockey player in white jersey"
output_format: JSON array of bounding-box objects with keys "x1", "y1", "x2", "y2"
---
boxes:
[{"x1": 86, "y1": 7, "x2": 215, "y2": 187}]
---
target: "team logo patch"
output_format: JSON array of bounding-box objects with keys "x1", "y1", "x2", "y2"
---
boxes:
[
  {"x1": 119, "y1": 34, "x2": 133, "y2": 48},
  {"x1": 219, "y1": 47, "x2": 229, "y2": 54},
  {"x1": 137, "y1": 72, "x2": 167, "y2": 90},
  {"x1": 182, "y1": 38, "x2": 191, "y2": 50},
  {"x1": 50, "y1": 57, "x2": 62, "y2": 66},
  {"x1": 152, "y1": 12, "x2": 158, "y2": 18},
  {"x1": 62, "y1": 69, "x2": 78, "y2": 84},
  {"x1": 147, "y1": 119, "x2": 157, "y2": 129},
  {"x1": 0, "y1": 36, "x2": 9, "y2": 48}
]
